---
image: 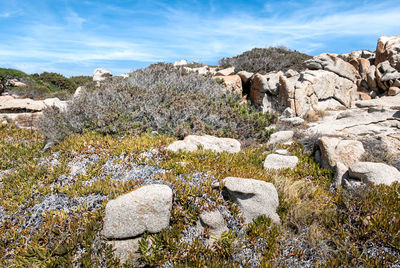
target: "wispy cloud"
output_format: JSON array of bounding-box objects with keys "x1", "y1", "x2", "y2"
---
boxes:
[{"x1": 0, "y1": 0, "x2": 399, "y2": 76}]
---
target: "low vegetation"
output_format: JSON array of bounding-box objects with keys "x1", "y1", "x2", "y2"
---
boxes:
[
  {"x1": 219, "y1": 46, "x2": 312, "y2": 74},
  {"x1": 1, "y1": 123, "x2": 398, "y2": 266},
  {"x1": 38, "y1": 63, "x2": 276, "y2": 145}
]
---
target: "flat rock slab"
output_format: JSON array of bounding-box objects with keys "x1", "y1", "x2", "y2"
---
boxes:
[
  {"x1": 267, "y1": 131, "x2": 294, "y2": 146},
  {"x1": 349, "y1": 162, "x2": 400, "y2": 186},
  {"x1": 263, "y1": 154, "x2": 299, "y2": 170},
  {"x1": 102, "y1": 184, "x2": 173, "y2": 239},
  {"x1": 167, "y1": 135, "x2": 241, "y2": 153},
  {"x1": 222, "y1": 177, "x2": 280, "y2": 224}
]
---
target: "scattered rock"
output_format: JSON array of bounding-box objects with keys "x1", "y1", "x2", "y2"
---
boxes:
[
  {"x1": 304, "y1": 53, "x2": 360, "y2": 82},
  {"x1": 198, "y1": 210, "x2": 228, "y2": 241},
  {"x1": 93, "y1": 68, "x2": 112, "y2": 82},
  {"x1": 107, "y1": 238, "x2": 141, "y2": 265},
  {"x1": 375, "y1": 35, "x2": 400, "y2": 69},
  {"x1": 216, "y1": 67, "x2": 235, "y2": 76},
  {"x1": 263, "y1": 154, "x2": 299, "y2": 170},
  {"x1": 73, "y1": 86, "x2": 84, "y2": 98},
  {"x1": 174, "y1": 59, "x2": 188, "y2": 66},
  {"x1": 334, "y1": 162, "x2": 349, "y2": 186},
  {"x1": 267, "y1": 131, "x2": 294, "y2": 146},
  {"x1": 317, "y1": 137, "x2": 365, "y2": 169},
  {"x1": 275, "y1": 149, "x2": 290, "y2": 155},
  {"x1": 348, "y1": 162, "x2": 400, "y2": 186},
  {"x1": 222, "y1": 177, "x2": 280, "y2": 224},
  {"x1": 213, "y1": 75, "x2": 243, "y2": 95},
  {"x1": 102, "y1": 184, "x2": 173, "y2": 239},
  {"x1": 7, "y1": 79, "x2": 26, "y2": 87},
  {"x1": 167, "y1": 135, "x2": 241, "y2": 153},
  {"x1": 279, "y1": 117, "x2": 304, "y2": 126}
]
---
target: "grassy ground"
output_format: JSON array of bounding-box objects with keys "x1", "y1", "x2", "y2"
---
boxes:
[{"x1": 0, "y1": 123, "x2": 399, "y2": 267}]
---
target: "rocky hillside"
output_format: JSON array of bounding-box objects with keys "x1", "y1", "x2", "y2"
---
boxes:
[{"x1": 0, "y1": 36, "x2": 399, "y2": 267}]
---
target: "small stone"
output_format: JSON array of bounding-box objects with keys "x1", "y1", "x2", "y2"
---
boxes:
[
  {"x1": 275, "y1": 149, "x2": 290, "y2": 155},
  {"x1": 107, "y1": 238, "x2": 141, "y2": 265},
  {"x1": 263, "y1": 154, "x2": 299, "y2": 170},
  {"x1": 167, "y1": 135, "x2": 241, "y2": 153},
  {"x1": 199, "y1": 210, "x2": 228, "y2": 241},
  {"x1": 279, "y1": 117, "x2": 305, "y2": 126}
]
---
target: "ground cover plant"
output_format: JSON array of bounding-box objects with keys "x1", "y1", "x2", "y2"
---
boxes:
[
  {"x1": 219, "y1": 46, "x2": 312, "y2": 74},
  {"x1": 1, "y1": 122, "x2": 399, "y2": 267}
]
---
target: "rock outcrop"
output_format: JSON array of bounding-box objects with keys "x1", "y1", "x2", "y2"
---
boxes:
[
  {"x1": 93, "y1": 68, "x2": 112, "y2": 82},
  {"x1": 167, "y1": 135, "x2": 241, "y2": 153}
]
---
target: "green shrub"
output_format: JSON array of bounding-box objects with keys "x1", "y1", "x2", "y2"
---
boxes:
[
  {"x1": 219, "y1": 46, "x2": 312, "y2": 73},
  {"x1": 38, "y1": 63, "x2": 275, "y2": 144},
  {"x1": 32, "y1": 72, "x2": 77, "y2": 93},
  {"x1": 69, "y1": 75, "x2": 95, "y2": 87}
]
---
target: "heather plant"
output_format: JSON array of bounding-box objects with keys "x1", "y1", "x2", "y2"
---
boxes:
[
  {"x1": 32, "y1": 72, "x2": 77, "y2": 93},
  {"x1": 219, "y1": 46, "x2": 312, "y2": 73},
  {"x1": 38, "y1": 63, "x2": 275, "y2": 144}
]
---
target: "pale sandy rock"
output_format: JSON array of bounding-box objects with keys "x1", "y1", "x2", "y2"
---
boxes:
[
  {"x1": 73, "y1": 86, "x2": 84, "y2": 98},
  {"x1": 284, "y1": 69, "x2": 299, "y2": 78},
  {"x1": 304, "y1": 53, "x2": 360, "y2": 82},
  {"x1": 375, "y1": 35, "x2": 400, "y2": 69},
  {"x1": 264, "y1": 154, "x2": 298, "y2": 170},
  {"x1": 0, "y1": 112, "x2": 43, "y2": 129},
  {"x1": 213, "y1": 75, "x2": 242, "y2": 95},
  {"x1": 167, "y1": 135, "x2": 241, "y2": 153},
  {"x1": 357, "y1": 92, "x2": 371, "y2": 101},
  {"x1": 93, "y1": 68, "x2": 112, "y2": 82},
  {"x1": 102, "y1": 184, "x2": 173, "y2": 239},
  {"x1": 367, "y1": 65, "x2": 378, "y2": 91},
  {"x1": 268, "y1": 131, "x2": 294, "y2": 146},
  {"x1": 174, "y1": 59, "x2": 188, "y2": 66},
  {"x1": 318, "y1": 137, "x2": 365, "y2": 169},
  {"x1": 7, "y1": 79, "x2": 26, "y2": 87},
  {"x1": 0, "y1": 96, "x2": 46, "y2": 112},
  {"x1": 43, "y1": 98, "x2": 68, "y2": 111},
  {"x1": 216, "y1": 67, "x2": 235, "y2": 76},
  {"x1": 107, "y1": 238, "x2": 141, "y2": 265},
  {"x1": 334, "y1": 162, "x2": 349, "y2": 186},
  {"x1": 279, "y1": 117, "x2": 304, "y2": 126},
  {"x1": 222, "y1": 177, "x2": 280, "y2": 224},
  {"x1": 349, "y1": 162, "x2": 400, "y2": 185},
  {"x1": 198, "y1": 210, "x2": 228, "y2": 241}
]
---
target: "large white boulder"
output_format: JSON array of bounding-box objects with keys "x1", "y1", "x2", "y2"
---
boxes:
[
  {"x1": 222, "y1": 177, "x2": 280, "y2": 224},
  {"x1": 173, "y1": 59, "x2": 188, "y2": 66},
  {"x1": 93, "y1": 68, "x2": 112, "y2": 82},
  {"x1": 102, "y1": 184, "x2": 173, "y2": 239}
]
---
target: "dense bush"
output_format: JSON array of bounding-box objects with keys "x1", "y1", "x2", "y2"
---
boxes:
[
  {"x1": 219, "y1": 46, "x2": 312, "y2": 73},
  {"x1": 38, "y1": 63, "x2": 275, "y2": 144},
  {"x1": 32, "y1": 72, "x2": 77, "y2": 93},
  {"x1": 69, "y1": 75, "x2": 95, "y2": 87}
]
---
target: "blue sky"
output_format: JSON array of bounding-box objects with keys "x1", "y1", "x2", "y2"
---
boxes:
[{"x1": 0, "y1": 0, "x2": 399, "y2": 77}]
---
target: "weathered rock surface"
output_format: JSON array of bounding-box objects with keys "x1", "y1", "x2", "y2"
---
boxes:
[
  {"x1": 174, "y1": 59, "x2": 188, "y2": 66},
  {"x1": 167, "y1": 135, "x2": 241, "y2": 153},
  {"x1": 348, "y1": 162, "x2": 400, "y2": 186},
  {"x1": 198, "y1": 210, "x2": 228, "y2": 240},
  {"x1": 216, "y1": 67, "x2": 235, "y2": 76},
  {"x1": 263, "y1": 154, "x2": 299, "y2": 170},
  {"x1": 0, "y1": 112, "x2": 43, "y2": 128},
  {"x1": 222, "y1": 177, "x2": 280, "y2": 224},
  {"x1": 317, "y1": 137, "x2": 365, "y2": 169},
  {"x1": 267, "y1": 131, "x2": 294, "y2": 146},
  {"x1": 102, "y1": 184, "x2": 173, "y2": 239},
  {"x1": 0, "y1": 96, "x2": 46, "y2": 112},
  {"x1": 375, "y1": 35, "x2": 400, "y2": 69},
  {"x1": 93, "y1": 68, "x2": 112, "y2": 82},
  {"x1": 237, "y1": 71, "x2": 253, "y2": 84},
  {"x1": 304, "y1": 53, "x2": 360, "y2": 82},
  {"x1": 107, "y1": 238, "x2": 141, "y2": 265},
  {"x1": 213, "y1": 75, "x2": 242, "y2": 95}
]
